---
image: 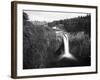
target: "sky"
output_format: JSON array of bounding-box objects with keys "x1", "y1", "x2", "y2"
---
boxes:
[{"x1": 24, "y1": 10, "x2": 89, "y2": 22}]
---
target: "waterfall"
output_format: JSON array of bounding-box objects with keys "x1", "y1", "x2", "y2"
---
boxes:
[
  {"x1": 60, "y1": 32, "x2": 76, "y2": 60},
  {"x1": 52, "y1": 26, "x2": 76, "y2": 60}
]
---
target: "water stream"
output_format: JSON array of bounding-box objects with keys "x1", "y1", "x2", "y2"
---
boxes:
[
  {"x1": 61, "y1": 33, "x2": 74, "y2": 59},
  {"x1": 56, "y1": 31, "x2": 76, "y2": 60}
]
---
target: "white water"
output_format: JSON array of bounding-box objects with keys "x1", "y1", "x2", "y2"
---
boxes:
[
  {"x1": 52, "y1": 26, "x2": 76, "y2": 60},
  {"x1": 61, "y1": 33, "x2": 74, "y2": 59},
  {"x1": 56, "y1": 31, "x2": 76, "y2": 60}
]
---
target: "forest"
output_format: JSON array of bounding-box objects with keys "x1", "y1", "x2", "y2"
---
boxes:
[
  {"x1": 23, "y1": 12, "x2": 91, "y2": 69},
  {"x1": 48, "y1": 15, "x2": 91, "y2": 36}
]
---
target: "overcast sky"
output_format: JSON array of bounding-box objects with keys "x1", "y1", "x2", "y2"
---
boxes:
[{"x1": 24, "y1": 10, "x2": 89, "y2": 22}]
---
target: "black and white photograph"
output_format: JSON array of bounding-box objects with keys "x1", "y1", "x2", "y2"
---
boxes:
[
  {"x1": 11, "y1": 1, "x2": 97, "y2": 78},
  {"x1": 23, "y1": 10, "x2": 91, "y2": 69}
]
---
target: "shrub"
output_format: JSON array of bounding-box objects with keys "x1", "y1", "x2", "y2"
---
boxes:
[{"x1": 69, "y1": 32, "x2": 90, "y2": 57}]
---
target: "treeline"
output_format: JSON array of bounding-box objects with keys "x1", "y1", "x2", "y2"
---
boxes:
[{"x1": 48, "y1": 15, "x2": 91, "y2": 37}]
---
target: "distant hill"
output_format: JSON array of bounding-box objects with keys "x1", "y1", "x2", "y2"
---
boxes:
[
  {"x1": 31, "y1": 21, "x2": 48, "y2": 26},
  {"x1": 48, "y1": 15, "x2": 91, "y2": 36}
]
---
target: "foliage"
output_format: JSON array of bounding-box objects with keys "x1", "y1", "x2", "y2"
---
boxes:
[
  {"x1": 23, "y1": 12, "x2": 91, "y2": 69},
  {"x1": 69, "y1": 32, "x2": 90, "y2": 57},
  {"x1": 23, "y1": 13, "x2": 61, "y2": 68},
  {"x1": 48, "y1": 15, "x2": 91, "y2": 37}
]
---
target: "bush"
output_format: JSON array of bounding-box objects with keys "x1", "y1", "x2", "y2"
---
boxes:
[
  {"x1": 69, "y1": 32, "x2": 90, "y2": 57},
  {"x1": 23, "y1": 19, "x2": 63, "y2": 68}
]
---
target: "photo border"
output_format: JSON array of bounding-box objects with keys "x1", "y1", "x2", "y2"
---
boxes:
[{"x1": 11, "y1": 1, "x2": 98, "y2": 79}]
